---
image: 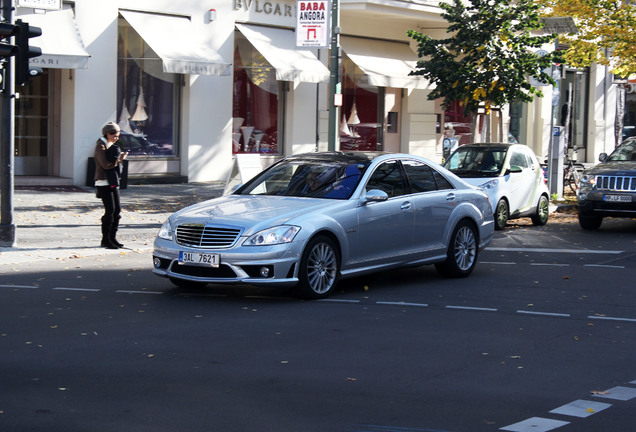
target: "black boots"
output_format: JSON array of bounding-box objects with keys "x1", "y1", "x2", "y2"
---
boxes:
[{"x1": 100, "y1": 215, "x2": 122, "y2": 249}]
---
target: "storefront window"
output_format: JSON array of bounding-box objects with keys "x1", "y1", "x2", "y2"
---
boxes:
[
  {"x1": 117, "y1": 16, "x2": 179, "y2": 157},
  {"x1": 341, "y1": 55, "x2": 380, "y2": 151},
  {"x1": 233, "y1": 31, "x2": 280, "y2": 154},
  {"x1": 443, "y1": 101, "x2": 473, "y2": 146}
]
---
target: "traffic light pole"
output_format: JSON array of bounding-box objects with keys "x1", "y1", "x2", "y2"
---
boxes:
[{"x1": 0, "y1": 0, "x2": 15, "y2": 246}]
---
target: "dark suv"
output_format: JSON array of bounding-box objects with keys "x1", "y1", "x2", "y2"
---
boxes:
[{"x1": 577, "y1": 138, "x2": 636, "y2": 229}]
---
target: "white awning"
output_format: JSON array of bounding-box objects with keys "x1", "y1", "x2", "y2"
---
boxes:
[
  {"x1": 120, "y1": 10, "x2": 231, "y2": 76},
  {"x1": 236, "y1": 24, "x2": 329, "y2": 83},
  {"x1": 19, "y1": 8, "x2": 90, "y2": 69},
  {"x1": 340, "y1": 36, "x2": 432, "y2": 90}
]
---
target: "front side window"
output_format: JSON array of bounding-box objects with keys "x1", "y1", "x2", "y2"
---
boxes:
[
  {"x1": 366, "y1": 161, "x2": 406, "y2": 197},
  {"x1": 117, "y1": 16, "x2": 179, "y2": 157},
  {"x1": 233, "y1": 31, "x2": 280, "y2": 154}
]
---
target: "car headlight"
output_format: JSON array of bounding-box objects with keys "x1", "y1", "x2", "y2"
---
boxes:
[
  {"x1": 157, "y1": 219, "x2": 173, "y2": 240},
  {"x1": 479, "y1": 179, "x2": 499, "y2": 190},
  {"x1": 580, "y1": 174, "x2": 596, "y2": 188},
  {"x1": 244, "y1": 226, "x2": 300, "y2": 246}
]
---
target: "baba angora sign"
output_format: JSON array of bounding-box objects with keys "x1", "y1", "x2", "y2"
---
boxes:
[{"x1": 296, "y1": 0, "x2": 330, "y2": 48}]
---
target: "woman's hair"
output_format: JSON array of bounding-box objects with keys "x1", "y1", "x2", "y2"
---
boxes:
[{"x1": 102, "y1": 122, "x2": 120, "y2": 137}]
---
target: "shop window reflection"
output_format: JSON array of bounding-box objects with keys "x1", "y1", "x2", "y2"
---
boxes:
[
  {"x1": 341, "y1": 55, "x2": 380, "y2": 151},
  {"x1": 233, "y1": 31, "x2": 279, "y2": 154},
  {"x1": 117, "y1": 17, "x2": 178, "y2": 157}
]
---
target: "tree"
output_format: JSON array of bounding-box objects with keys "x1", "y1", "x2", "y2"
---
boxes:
[
  {"x1": 408, "y1": 0, "x2": 563, "y2": 141},
  {"x1": 541, "y1": 0, "x2": 636, "y2": 77}
]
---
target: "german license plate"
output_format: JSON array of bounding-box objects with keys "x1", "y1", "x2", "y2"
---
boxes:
[
  {"x1": 178, "y1": 251, "x2": 219, "y2": 267},
  {"x1": 603, "y1": 194, "x2": 632, "y2": 203}
]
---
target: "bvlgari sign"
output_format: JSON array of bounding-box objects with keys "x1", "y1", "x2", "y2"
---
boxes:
[
  {"x1": 296, "y1": 0, "x2": 329, "y2": 48},
  {"x1": 17, "y1": 0, "x2": 61, "y2": 10}
]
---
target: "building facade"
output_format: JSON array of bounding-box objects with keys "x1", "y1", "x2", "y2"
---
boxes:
[{"x1": 14, "y1": 0, "x2": 624, "y2": 186}]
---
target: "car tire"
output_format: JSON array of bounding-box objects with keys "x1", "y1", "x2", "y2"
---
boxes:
[
  {"x1": 531, "y1": 195, "x2": 550, "y2": 226},
  {"x1": 435, "y1": 219, "x2": 478, "y2": 278},
  {"x1": 494, "y1": 199, "x2": 509, "y2": 230},
  {"x1": 578, "y1": 214, "x2": 603, "y2": 230},
  {"x1": 295, "y1": 235, "x2": 340, "y2": 299},
  {"x1": 169, "y1": 277, "x2": 207, "y2": 289}
]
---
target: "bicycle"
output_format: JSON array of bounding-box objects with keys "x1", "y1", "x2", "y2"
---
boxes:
[{"x1": 563, "y1": 147, "x2": 585, "y2": 195}]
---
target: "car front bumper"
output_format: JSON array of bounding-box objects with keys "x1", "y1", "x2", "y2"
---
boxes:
[
  {"x1": 152, "y1": 237, "x2": 304, "y2": 288},
  {"x1": 577, "y1": 190, "x2": 636, "y2": 218}
]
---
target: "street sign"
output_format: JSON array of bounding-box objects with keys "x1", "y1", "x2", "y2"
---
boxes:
[
  {"x1": 296, "y1": 0, "x2": 330, "y2": 48},
  {"x1": 17, "y1": 0, "x2": 61, "y2": 10}
]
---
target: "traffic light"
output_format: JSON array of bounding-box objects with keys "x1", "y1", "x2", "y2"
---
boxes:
[
  {"x1": 15, "y1": 19, "x2": 41, "y2": 86},
  {"x1": 0, "y1": 22, "x2": 19, "y2": 60}
]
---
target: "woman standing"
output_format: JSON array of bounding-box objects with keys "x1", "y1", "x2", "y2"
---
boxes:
[{"x1": 94, "y1": 122, "x2": 128, "y2": 249}]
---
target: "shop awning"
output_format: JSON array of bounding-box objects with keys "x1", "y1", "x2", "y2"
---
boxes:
[
  {"x1": 236, "y1": 24, "x2": 329, "y2": 83},
  {"x1": 19, "y1": 8, "x2": 90, "y2": 69},
  {"x1": 120, "y1": 10, "x2": 231, "y2": 76},
  {"x1": 340, "y1": 36, "x2": 432, "y2": 90}
]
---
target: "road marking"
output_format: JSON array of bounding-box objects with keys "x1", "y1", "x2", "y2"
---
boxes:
[
  {"x1": 500, "y1": 416, "x2": 569, "y2": 431},
  {"x1": 549, "y1": 399, "x2": 612, "y2": 418},
  {"x1": 376, "y1": 301, "x2": 429, "y2": 307},
  {"x1": 530, "y1": 263, "x2": 570, "y2": 267},
  {"x1": 487, "y1": 247, "x2": 623, "y2": 254},
  {"x1": 0, "y1": 284, "x2": 38, "y2": 289},
  {"x1": 592, "y1": 386, "x2": 636, "y2": 401},
  {"x1": 481, "y1": 261, "x2": 517, "y2": 265},
  {"x1": 446, "y1": 305, "x2": 497, "y2": 312},
  {"x1": 317, "y1": 298, "x2": 360, "y2": 303},
  {"x1": 587, "y1": 315, "x2": 636, "y2": 323},
  {"x1": 53, "y1": 287, "x2": 101, "y2": 292},
  {"x1": 584, "y1": 264, "x2": 625, "y2": 269},
  {"x1": 116, "y1": 290, "x2": 163, "y2": 295},
  {"x1": 517, "y1": 310, "x2": 571, "y2": 318}
]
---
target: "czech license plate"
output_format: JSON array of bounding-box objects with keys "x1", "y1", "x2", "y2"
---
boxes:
[
  {"x1": 178, "y1": 251, "x2": 220, "y2": 267},
  {"x1": 603, "y1": 194, "x2": 632, "y2": 203}
]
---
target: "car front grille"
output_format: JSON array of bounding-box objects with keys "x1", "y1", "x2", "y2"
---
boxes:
[
  {"x1": 175, "y1": 224, "x2": 241, "y2": 249},
  {"x1": 595, "y1": 175, "x2": 636, "y2": 192}
]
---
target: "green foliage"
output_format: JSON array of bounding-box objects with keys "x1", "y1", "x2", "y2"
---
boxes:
[{"x1": 408, "y1": 0, "x2": 562, "y2": 116}]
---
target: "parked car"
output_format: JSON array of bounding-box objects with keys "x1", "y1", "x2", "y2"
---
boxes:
[
  {"x1": 444, "y1": 143, "x2": 550, "y2": 230},
  {"x1": 577, "y1": 137, "x2": 636, "y2": 230},
  {"x1": 153, "y1": 152, "x2": 495, "y2": 299}
]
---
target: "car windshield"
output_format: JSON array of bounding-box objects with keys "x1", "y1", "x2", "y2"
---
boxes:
[
  {"x1": 607, "y1": 140, "x2": 636, "y2": 161},
  {"x1": 235, "y1": 158, "x2": 369, "y2": 199},
  {"x1": 445, "y1": 147, "x2": 507, "y2": 177}
]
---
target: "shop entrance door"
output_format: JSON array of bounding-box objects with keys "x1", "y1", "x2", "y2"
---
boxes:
[{"x1": 15, "y1": 71, "x2": 50, "y2": 176}]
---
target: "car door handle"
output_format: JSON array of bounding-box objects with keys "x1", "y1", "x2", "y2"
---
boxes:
[
  {"x1": 446, "y1": 193, "x2": 456, "y2": 201},
  {"x1": 401, "y1": 202, "x2": 412, "y2": 210}
]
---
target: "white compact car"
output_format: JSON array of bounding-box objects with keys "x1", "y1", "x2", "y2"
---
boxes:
[{"x1": 444, "y1": 143, "x2": 550, "y2": 230}]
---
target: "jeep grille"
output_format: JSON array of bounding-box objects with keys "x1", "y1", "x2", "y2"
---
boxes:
[{"x1": 595, "y1": 175, "x2": 636, "y2": 192}]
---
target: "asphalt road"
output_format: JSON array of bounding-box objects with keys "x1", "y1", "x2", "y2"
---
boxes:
[{"x1": 1, "y1": 216, "x2": 635, "y2": 432}]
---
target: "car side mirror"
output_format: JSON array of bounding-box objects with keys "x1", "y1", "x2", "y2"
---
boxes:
[
  {"x1": 505, "y1": 165, "x2": 523, "y2": 175},
  {"x1": 362, "y1": 189, "x2": 389, "y2": 205},
  {"x1": 599, "y1": 152, "x2": 608, "y2": 162}
]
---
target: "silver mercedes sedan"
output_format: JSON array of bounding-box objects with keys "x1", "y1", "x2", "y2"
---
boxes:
[{"x1": 152, "y1": 152, "x2": 494, "y2": 299}]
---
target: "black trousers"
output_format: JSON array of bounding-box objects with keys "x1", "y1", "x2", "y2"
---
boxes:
[{"x1": 97, "y1": 186, "x2": 121, "y2": 225}]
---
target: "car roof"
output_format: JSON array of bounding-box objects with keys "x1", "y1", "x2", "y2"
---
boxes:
[
  {"x1": 457, "y1": 143, "x2": 514, "y2": 149},
  {"x1": 283, "y1": 151, "x2": 389, "y2": 164}
]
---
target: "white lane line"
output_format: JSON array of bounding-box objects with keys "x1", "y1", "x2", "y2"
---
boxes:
[
  {"x1": 53, "y1": 287, "x2": 101, "y2": 292},
  {"x1": 0, "y1": 284, "x2": 38, "y2": 289},
  {"x1": 587, "y1": 315, "x2": 636, "y2": 323},
  {"x1": 530, "y1": 263, "x2": 570, "y2": 267},
  {"x1": 584, "y1": 264, "x2": 625, "y2": 269},
  {"x1": 592, "y1": 386, "x2": 636, "y2": 401},
  {"x1": 481, "y1": 261, "x2": 517, "y2": 265},
  {"x1": 549, "y1": 399, "x2": 612, "y2": 418},
  {"x1": 517, "y1": 310, "x2": 571, "y2": 318},
  {"x1": 487, "y1": 247, "x2": 623, "y2": 254},
  {"x1": 376, "y1": 301, "x2": 429, "y2": 307},
  {"x1": 317, "y1": 298, "x2": 360, "y2": 303},
  {"x1": 446, "y1": 305, "x2": 498, "y2": 312},
  {"x1": 116, "y1": 290, "x2": 163, "y2": 295},
  {"x1": 500, "y1": 416, "x2": 569, "y2": 431}
]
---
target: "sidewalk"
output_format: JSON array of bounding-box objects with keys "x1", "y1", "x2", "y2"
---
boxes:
[{"x1": 0, "y1": 182, "x2": 225, "y2": 265}]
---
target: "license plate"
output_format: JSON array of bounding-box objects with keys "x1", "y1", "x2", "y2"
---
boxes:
[
  {"x1": 178, "y1": 251, "x2": 220, "y2": 267},
  {"x1": 603, "y1": 194, "x2": 633, "y2": 203}
]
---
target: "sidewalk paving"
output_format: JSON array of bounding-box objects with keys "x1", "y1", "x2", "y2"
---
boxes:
[{"x1": 0, "y1": 182, "x2": 225, "y2": 265}]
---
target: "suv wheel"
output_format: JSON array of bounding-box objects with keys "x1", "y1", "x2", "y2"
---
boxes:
[{"x1": 578, "y1": 214, "x2": 603, "y2": 230}]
